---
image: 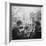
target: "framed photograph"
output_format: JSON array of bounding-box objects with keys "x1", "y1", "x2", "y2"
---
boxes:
[{"x1": 5, "y1": 2, "x2": 43, "y2": 43}]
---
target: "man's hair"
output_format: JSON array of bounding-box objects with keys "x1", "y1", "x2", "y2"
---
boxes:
[{"x1": 16, "y1": 20, "x2": 22, "y2": 26}]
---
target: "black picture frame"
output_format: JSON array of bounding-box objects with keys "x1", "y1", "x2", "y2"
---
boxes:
[{"x1": 9, "y1": 3, "x2": 43, "y2": 42}]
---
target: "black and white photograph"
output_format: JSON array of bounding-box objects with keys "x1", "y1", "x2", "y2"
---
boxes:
[
  {"x1": 1, "y1": 0, "x2": 46, "y2": 46},
  {"x1": 9, "y1": 3, "x2": 43, "y2": 41}
]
